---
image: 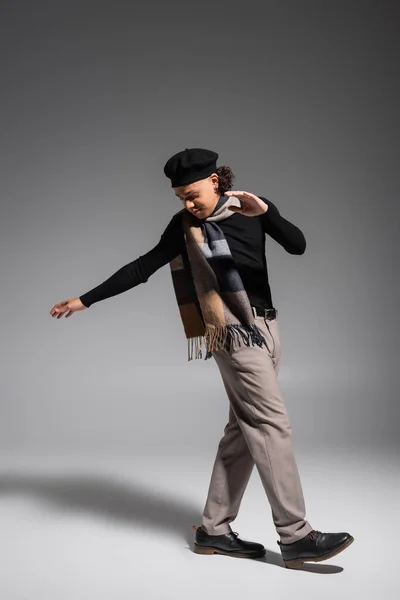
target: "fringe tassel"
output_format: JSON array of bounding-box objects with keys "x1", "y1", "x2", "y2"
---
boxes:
[{"x1": 187, "y1": 323, "x2": 268, "y2": 361}]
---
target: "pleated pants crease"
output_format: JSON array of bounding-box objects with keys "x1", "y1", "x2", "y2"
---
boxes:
[{"x1": 201, "y1": 314, "x2": 313, "y2": 544}]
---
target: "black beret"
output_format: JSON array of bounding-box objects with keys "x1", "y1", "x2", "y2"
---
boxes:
[{"x1": 163, "y1": 147, "x2": 218, "y2": 187}]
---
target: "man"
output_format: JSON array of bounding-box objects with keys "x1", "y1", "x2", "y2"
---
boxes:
[{"x1": 50, "y1": 147, "x2": 354, "y2": 569}]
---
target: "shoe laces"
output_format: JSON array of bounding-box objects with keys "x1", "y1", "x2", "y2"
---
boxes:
[{"x1": 308, "y1": 529, "x2": 322, "y2": 541}]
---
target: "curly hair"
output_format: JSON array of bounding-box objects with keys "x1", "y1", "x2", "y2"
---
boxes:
[{"x1": 215, "y1": 165, "x2": 235, "y2": 194}]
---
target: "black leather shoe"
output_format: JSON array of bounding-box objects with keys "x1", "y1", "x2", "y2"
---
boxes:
[
  {"x1": 193, "y1": 525, "x2": 266, "y2": 558},
  {"x1": 277, "y1": 529, "x2": 354, "y2": 569}
]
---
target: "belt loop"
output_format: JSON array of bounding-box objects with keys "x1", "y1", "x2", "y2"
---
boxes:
[{"x1": 263, "y1": 307, "x2": 277, "y2": 320}]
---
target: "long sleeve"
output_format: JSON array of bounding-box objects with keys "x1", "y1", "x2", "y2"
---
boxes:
[
  {"x1": 79, "y1": 213, "x2": 184, "y2": 308},
  {"x1": 259, "y1": 196, "x2": 306, "y2": 254}
]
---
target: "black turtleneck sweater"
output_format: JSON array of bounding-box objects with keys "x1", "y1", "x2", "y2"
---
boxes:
[{"x1": 79, "y1": 196, "x2": 306, "y2": 309}]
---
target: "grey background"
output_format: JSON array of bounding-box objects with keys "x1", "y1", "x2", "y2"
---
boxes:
[{"x1": 1, "y1": 0, "x2": 399, "y2": 460}]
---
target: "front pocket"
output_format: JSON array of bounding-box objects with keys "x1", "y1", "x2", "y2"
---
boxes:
[{"x1": 263, "y1": 318, "x2": 276, "y2": 358}]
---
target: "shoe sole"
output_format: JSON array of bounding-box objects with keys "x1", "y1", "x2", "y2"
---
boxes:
[
  {"x1": 283, "y1": 536, "x2": 355, "y2": 569},
  {"x1": 194, "y1": 543, "x2": 266, "y2": 559}
]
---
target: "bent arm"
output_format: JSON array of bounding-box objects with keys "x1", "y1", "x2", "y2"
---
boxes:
[
  {"x1": 79, "y1": 214, "x2": 183, "y2": 308},
  {"x1": 259, "y1": 196, "x2": 306, "y2": 254}
]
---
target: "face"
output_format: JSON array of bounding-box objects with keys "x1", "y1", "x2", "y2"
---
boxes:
[{"x1": 174, "y1": 173, "x2": 220, "y2": 218}]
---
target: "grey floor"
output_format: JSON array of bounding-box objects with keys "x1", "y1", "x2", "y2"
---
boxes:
[{"x1": 0, "y1": 448, "x2": 398, "y2": 600}]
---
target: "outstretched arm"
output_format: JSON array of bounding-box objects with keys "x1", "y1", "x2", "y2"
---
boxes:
[
  {"x1": 79, "y1": 213, "x2": 184, "y2": 308},
  {"x1": 259, "y1": 196, "x2": 306, "y2": 255}
]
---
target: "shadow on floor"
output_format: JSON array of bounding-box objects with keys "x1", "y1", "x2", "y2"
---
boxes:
[{"x1": 0, "y1": 470, "x2": 343, "y2": 573}]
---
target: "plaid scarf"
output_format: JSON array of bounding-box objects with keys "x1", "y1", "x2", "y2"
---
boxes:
[{"x1": 169, "y1": 194, "x2": 268, "y2": 361}]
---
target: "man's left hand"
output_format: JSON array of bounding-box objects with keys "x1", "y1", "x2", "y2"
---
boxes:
[{"x1": 225, "y1": 191, "x2": 268, "y2": 217}]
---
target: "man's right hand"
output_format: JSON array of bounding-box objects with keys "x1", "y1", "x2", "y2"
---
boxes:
[{"x1": 50, "y1": 297, "x2": 87, "y2": 319}]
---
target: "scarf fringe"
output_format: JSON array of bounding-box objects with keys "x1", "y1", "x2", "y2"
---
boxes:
[{"x1": 187, "y1": 323, "x2": 268, "y2": 361}]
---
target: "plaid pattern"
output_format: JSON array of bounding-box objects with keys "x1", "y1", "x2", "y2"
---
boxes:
[{"x1": 169, "y1": 195, "x2": 268, "y2": 361}]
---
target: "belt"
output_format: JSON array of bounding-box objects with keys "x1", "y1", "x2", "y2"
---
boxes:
[{"x1": 251, "y1": 306, "x2": 278, "y2": 320}]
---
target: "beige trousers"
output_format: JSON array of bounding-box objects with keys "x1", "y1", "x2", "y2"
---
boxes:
[{"x1": 201, "y1": 312, "x2": 313, "y2": 544}]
